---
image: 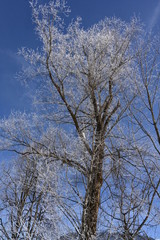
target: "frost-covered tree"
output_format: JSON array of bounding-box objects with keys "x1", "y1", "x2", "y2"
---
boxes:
[
  {"x1": 130, "y1": 34, "x2": 160, "y2": 233},
  {"x1": 20, "y1": 1, "x2": 141, "y2": 238},
  {"x1": 0, "y1": 153, "x2": 60, "y2": 239},
  {"x1": 0, "y1": 0, "x2": 159, "y2": 239}
]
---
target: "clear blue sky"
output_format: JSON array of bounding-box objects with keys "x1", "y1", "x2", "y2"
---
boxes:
[{"x1": 0, "y1": 0, "x2": 160, "y2": 117}]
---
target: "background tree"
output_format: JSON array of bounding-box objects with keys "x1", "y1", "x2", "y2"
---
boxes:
[{"x1": 0, "y1": 153, "x2": 60, "y2": 240}]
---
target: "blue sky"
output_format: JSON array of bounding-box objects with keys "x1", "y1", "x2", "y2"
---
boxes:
[{"x1": 0, "y1": 0, "x2": 160, "y2": 118}]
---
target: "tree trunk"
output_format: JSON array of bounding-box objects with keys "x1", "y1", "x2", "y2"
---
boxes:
[
  {"x1": 80, "y1": 166, "x2": 103, "y2": 240},
  {"x1": 80, "y1": 119, "x2": 104, "y2": 240}
]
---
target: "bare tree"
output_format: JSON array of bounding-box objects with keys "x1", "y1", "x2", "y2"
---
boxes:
[
  {"x1": 97, "y1": 129, "x2": 159, "y2": 240},
  {"x1": 0, "y1": 154, "x2": 60, "y2": 240},
  {"x1": 0, "y1": 1, "x2": 159, "y2": 239},
  {"x1": 19, "y1": 1, "x2": 141, "y2": 238},
  {"x1": 128, "y1": 34, "x2": 160, "y2": 237}
]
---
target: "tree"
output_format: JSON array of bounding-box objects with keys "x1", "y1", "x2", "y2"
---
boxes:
[
  {"x1": 130, "y1": 34, "x2": 160, "y2": 235},
  {"x1": 0, "y1": 153, "x2": 60, "y2": 239},
  {"x1": 22, "y1": 3, "x2": 142, "y2": 239},
  {"x1": 0, "y1": 0, "x2": 159, "y2": 239},
  {"x1": 20, "y1": 1, "x2": 141, "y2": 238}
]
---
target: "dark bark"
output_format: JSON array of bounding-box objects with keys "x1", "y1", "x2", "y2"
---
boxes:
[
  {"x1": 80, "y1": 167, "x2": 103, "y2": 240},
  {"x1": 80, "y1": 128, "x2": 104, "y2": 240}
]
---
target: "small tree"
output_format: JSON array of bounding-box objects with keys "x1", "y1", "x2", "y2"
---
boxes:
[{"x1": 0, "y1": 154, "x2": 60, "y2": 239}]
